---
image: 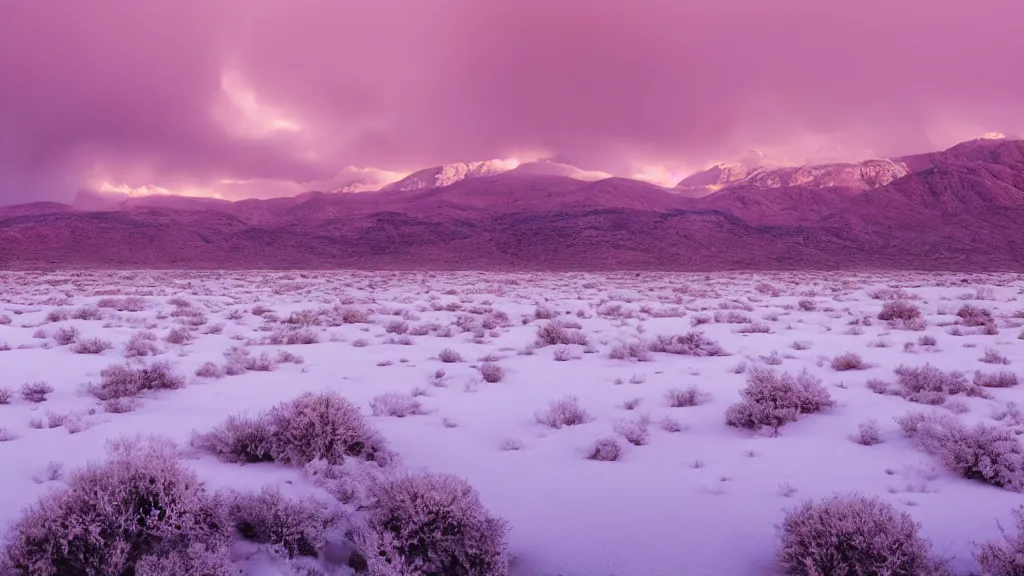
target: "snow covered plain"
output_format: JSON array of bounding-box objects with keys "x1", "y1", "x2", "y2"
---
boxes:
[{"x1": 1, "y1": 270, "x2": 1023, "y2": 575}]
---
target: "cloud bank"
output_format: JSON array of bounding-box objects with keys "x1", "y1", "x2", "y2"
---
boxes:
[{"x1": 1, "y1": 0, "x2": 1022, "y2": 203}]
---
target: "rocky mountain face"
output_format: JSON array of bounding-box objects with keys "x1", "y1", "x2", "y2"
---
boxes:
[{"x1": 2, "y1": 138, "x2": 1023, "y2": 271}]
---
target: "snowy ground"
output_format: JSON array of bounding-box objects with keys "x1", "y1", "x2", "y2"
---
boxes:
[{"x1": 1, "y1": 270, "x2": 1023, "y2": 575}]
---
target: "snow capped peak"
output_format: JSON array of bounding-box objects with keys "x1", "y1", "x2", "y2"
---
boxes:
[
  {"x1": 980, "y1": 132, "x2": 1007, "y2": 140},
  {"x1": 381, "y1": 159, "x2": 521, "y2": 192}
]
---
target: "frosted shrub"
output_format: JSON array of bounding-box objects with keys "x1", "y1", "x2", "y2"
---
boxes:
[
  {"x1": 20, "y1": 381, "x2": 54, "y2": 403},
  {"x1": 267, "y1": 327, "x2": 319, "y2": 345},
  {"x1": 777, "y1": 494, "x2": 949, "y2": 576},
  {"x1": 725, "y1": 368, "x2": 834, "y2": 435},
  {"x1": 195, "y1": 361, "x2": 225, "y2": 378},
  {"x1": 898, "y1": 410, "x2": 1024, "y2": 491},
  {"x1": 588, "y1": 437, "x2": 623, "y2": 461},
  {"x1": 958, "y1": 304, "x2": 994, "y2": 327},
  {"x1": 893, "y1": 364, "x2": 987, "y2": 403},
  {"x1": 877, "y1": 300, "x2": 922, "y2": 322},
  {"x1": 165, "y1": 327, "x2": 193, "y2": 345},
  {"x1": 124, "y1": 331, "x2": 161, "y2": 357},
  {"x1": 535, "y1": 395, "x2": 592, "y2": 429},
  {"x1": 225, "y1": 487, "x2": 335, "y2": 558},
  {"x1": 438, "y1": 348, "x2": 464, "y2": 363},
  {"x1": 355, "y1": 472, "x2": 509, "y2": 576},
  {"x1": 976, "y1": 506, "x2": 1024, "y2": 575},
  {"x1": 856, "y1": 419, "x2": 883, "y2": 446},
  {"x1": 614, "y1": 413, "x2": 652, "y2": 446},
  {"x1": 87, "y1": 361, "x2": 185, "y2": 400},
  {"x1": 478, "y1": 362, "x2": 505, "y2": 383},
  {"x1": 535, "y1": 320, "x2": 589, "y2": 347},
  {"x1": 3, "y1": 436, "x2": 234, "y2": 576},
  {"x1": 135, "y1": 543, "x2": 238, "y2": 576},
  {"x1": 831, "y1": 352, "x2": 867, "y2": 371},
  {"x1": 975, "y1": 370, "x2": 1019, "y2": 388},
  {"x1": 0, "y1": 387, "x2": 11, "y2": 404},
  {"x1": 608, "y1": 341, "x2": 651, "y2": 362},
  {"x1": 369, "y1": 392, "x2": 424, "y2": 418},
  {"x1": 194, "y1": 392, "x2": 392, "y2": 467},
  {"x1": 52, "y1": 326, "x2": 80, "y2": 346},
  {"x1": 649, "y1": 332, "x2": 727, "y2": 356},
  {"x1": 72, "y1": 337, "x2": 112, "y2": 354},
  {"x1": 980, "y1": 348, "x2": 1011, "y2": 365},
  {"x1": 665, "y1": 385, "x2": 711, "y2": 407},
  {"x1": 192, "y1": 414, "x2": 275, "y2": 463}
]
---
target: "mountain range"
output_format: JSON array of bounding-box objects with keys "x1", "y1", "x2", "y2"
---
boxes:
[{"x1": 1, "y1": 136, "x2": 1023, "y2": 270}]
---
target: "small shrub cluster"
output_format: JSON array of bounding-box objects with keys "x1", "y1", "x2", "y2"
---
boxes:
[
  {"x1": 958, "y1": 304, "x2": 994, "y2": 327},
  {"x1": 777, "y1": 494, "x2": 950, "y2": 576},
  {"x1": 72, "y1": 337, "x2": 112, "y2": 354},
  {"x1": 878, "y1": 300, "x2": 922, "y2": 322},
  {"x1": 369, "y1": 392, "x2": 424, "y2": 418},
  {"x1": 976, "y1": 506, "x2": 1024, "y2": 575},
  {"x1": 87, "y1": 362, "x2": 185, "y2": 401},
  {"x1": 889, "y1": 364, "x2": 988, "y2": 404},
  {"x1": 535, "y1": 320, "x2": 589, "y2": 347},
  {"x1": 898, "y1": 410, "x2": 1024, "y2": 491},
  {"x1": 975, "y1": 370, "x2": 1019, "y2": 389},
  {"x1": 725, "y1": 367, "x2": 834, "y2": 435},
  {"x1": 52, "y1": 326, "x2": 80, "y2": 346},
  {"x1": 124, "y1": 331, "x2": 162, "y2": 357},
  {"x1": 608, "y1": 341, "x2": 651, "y2": 362},
  {"x1": 535, "y1": 395, "x2": 592, "y2": 429},
  {"x1": 20, "y1": 381, "x2": 54, "y2": 403},
  {"x1": 478, "y1": 362, "x2": 505, "y2": 383},
  {"x1": 831, "y1": 352, "x2": 868, "y2": 371},
  {"x1": 665, "y1": 386, "x2": 711, "y2": 408},
  {"x1": 353, "y1": 472, "x2": 510, "y2": 576},
  {"x1": 588, "y1": 437, "x2": 623, "y2": 461},
  {"x1": 193, "y1": 391, "x2": 393, "y2": 466},
  {"x1": 613, "y1": 413, "x2": 652, "y2": 446},
  {"x1": 649, "y1": 332, "x2": 727, "y2": 356}
]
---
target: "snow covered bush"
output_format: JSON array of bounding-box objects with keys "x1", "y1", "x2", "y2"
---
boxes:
[
  {"x1": 535, "y1": 395, "x2": 592, "y2": 429},
  {"x1": 613, "y1": 413, "x2": 651, "y2": 446},
  {"x1": 72, "y1": 337, "x2": 112, "y2": 354},
  {"x1": 891, "y1": 364, "x2": 987, "y2": 404},
  {"x1": 897, "y1": 410, "x2": 1024, "y2": 491},
  {"x1": 0, "y1": 387, "x2": 11, "y2": 404},
  {"x1": 665, "y1": 385, "x2": 711, "y2": 407},
  {"x1": 193, "y1": 391, "x2": 393, "y2": 467},
  {"x1": 975, "y1": 370, "x2": 1019, "y2": 389},
  {"x1": 438, "y1": 348, "x2": 464, "y2": 363},
  {"x1": 648, "y1": 332, "x2": 727, "y2": 356},
  {"x1": 20, "y1": 381, "x2": 53, "y2": 403},
  {"x1": 124, "y1": 330, "x2": 162, "y2": 357},
  {"x1": 225, "y1": 487, "x2": 336, "y2": 559},
  {"x1": 958, "y1": 304, "x2": 994, "y2": 327},
  {"x1": 369, "y1": 392, "x2": 424, "y2": 418},
  {"x1": 534, "y1": 320, "x2": 589, "y2": 347},
  {"x1": 195, "y1": 361, "x2": 225, "y2": 378},
  {"x1": 52, "y1": 326, "x2": 80, "y2": 346},
  {"x1": 588, "y1": 437, "x2": 623, "y2": 461},
  {"x1": 354, "y1": 472, "x2": 509, "y2": 576},
  {"x1": 856, "y1": 419, "x2": 883, "y2": 446},
  {"x1": 975, "y1": 506, "x2": 1024, "y2": 575},
  {"x1": 725, "y1": 367, "x2": 834, "y2": 435},
  {"x1": 831, "y1": 352, "x2": 867, "y2": 371},
  {"x1": 478, "y1": 362, "x2": 505, "y2": 383},
  {"x1": 3, "y1": 436, "x2": 234, "y2": 576},
  {"x1": 777, "y1": 493, "x2": 949, "y2": 576},
  {"x1": 877, "y1": 300, "x2": 922, "y2": 322},
  {"x1": 87, "y1": 361, "x2": 185, "y2": 401},
  {"x1": 134, "y1": 543, "x2": 238, "y2": 576},
  {"x1": 608, "y1": 341, "x2": 651, "y2": 362},
  {"x1": 165, "y1": 327, "x2": 193, "y2": 345}
]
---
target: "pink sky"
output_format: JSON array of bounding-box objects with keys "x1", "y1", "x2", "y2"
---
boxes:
[{"x1": 1, "y1": 0, "x2": 1023, "y2": 203}]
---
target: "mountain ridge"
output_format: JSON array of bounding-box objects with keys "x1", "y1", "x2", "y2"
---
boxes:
[{"x1": 2, "y1": 138, "x2": 1023, "y2": 271}]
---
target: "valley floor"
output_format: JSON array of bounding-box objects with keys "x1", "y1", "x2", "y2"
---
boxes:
[{"x1": 1, "y1": 270, "x2": 1023, "y2": 575}]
